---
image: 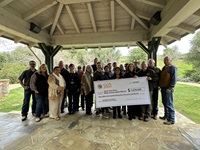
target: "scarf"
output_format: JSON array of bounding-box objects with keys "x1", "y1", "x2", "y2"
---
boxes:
[{"x1": 52, "y1": 73, "x2": 65, "y2": 87}]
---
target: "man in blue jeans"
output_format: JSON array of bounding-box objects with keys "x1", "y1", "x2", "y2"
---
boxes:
[
  {"x1": 159, "y1": 56, "x2": 177, "y2": 125},
  {"x1": 19, "y1": 61, "x2": 37, "y2": 121}
]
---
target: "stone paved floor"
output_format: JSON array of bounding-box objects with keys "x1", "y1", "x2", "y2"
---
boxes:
[{"x1": 0, "y1": 108, "x2": 200, "y2": 150}]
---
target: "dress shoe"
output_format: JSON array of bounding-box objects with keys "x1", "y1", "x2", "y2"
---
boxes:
[
  {"x1": 139, "y1": 116, "x2": 143, "y2": 120},
  {"x1": 144, "y1": 116, "x2": 150, "y2": 122},
  {"x1": 21, "y1": 116, "x2": 27, "y2": 121},
  {"x1": 159, "y1": 116, "x2": 166, "y2": 120},
  {"x1": 35, "y1": 118, "x2": 41, "y2": 122},
  {"x1": 152, "y1": 115, "x2": 157, "y2": 120},
  {"x1": 164, "y1": 120, "x2": 175, "y2": 125}
]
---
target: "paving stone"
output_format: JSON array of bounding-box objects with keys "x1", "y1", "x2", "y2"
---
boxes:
[{"x1": 0, "y1": 108, "x2": 199, "y2": 150}]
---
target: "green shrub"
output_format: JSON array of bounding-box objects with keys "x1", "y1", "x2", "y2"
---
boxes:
[{"x1": 0, "y1": 63, "x2": 27, "y2": 84}]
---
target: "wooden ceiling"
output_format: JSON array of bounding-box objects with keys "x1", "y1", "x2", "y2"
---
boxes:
[{"x1": 0, "y1": 0, "x2": 200, "y2": 50}]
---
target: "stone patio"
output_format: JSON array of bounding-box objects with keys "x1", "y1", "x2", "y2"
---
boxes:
[{"x1": 0, "y1": 108, "x2": 199, "y2": 150}]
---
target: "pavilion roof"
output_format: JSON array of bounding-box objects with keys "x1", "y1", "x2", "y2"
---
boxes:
[{"x1": 0, "y1": 0, "x2": 200, "y2": 50}]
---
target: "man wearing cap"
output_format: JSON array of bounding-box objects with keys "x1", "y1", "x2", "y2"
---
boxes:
[
  {"x1": 19, "y1": 60, "x2": 37, "y2": 121},
  {"x1": 133, "y1": 60, "x2": 141, "y2": 73}
]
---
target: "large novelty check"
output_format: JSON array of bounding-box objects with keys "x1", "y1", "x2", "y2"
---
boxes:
[{"x1": 94, "y1": 77, "x2": 150, "y2": 108}]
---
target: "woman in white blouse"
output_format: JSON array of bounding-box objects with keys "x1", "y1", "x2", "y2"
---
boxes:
[{"x1": 48, "y1": 66, "x2": 66, "y2": 120}]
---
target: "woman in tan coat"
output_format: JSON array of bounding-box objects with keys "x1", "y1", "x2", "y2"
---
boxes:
[
  {"x1": 81, "y1": 65, "x2": 94, "y2": 115},
  {"x1": 48, "y1": 66, "x2": 66, "y2": 120}
]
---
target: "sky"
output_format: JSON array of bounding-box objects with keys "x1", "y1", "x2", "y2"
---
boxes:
[
  {"x1": 118, "y1": 29, "x2": 199, "y2": 56},
  {"x1": 0, "y1": 29, "x2": 199, "y2": 55}
]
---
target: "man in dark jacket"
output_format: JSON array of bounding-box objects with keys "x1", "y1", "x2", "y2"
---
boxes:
[
  {"x1": 138, "y1": 61, "x2": 159, "y2": 122},
  {"x1": 148, "y1": 59, "x2": 161, "y2": 120},
  {"x1": 19, "y1": 60, "x2": 37, "y2": 121},
  {"x1": 59, "y1": 61, "x2": 69, "y2": 113}
]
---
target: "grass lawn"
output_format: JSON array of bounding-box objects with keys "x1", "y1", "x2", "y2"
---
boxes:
[
  {"x1": 0, "y1": 87, "x2": 24, "y2": 112},
  {"x1": 157, "y1": 59, "x2": 192, "y2": 77},
  {"x1": 0, "y1": 84, "x2": 200, "y2": 124},
  {"x1": 159, "y1": 83, "x2": 200, "y2": 124}
]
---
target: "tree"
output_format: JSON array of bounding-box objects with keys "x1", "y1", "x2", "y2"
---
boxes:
[
  {"x1": 163, "y1": 46, "x2": 181, "y2": 63},
  {"x1": 185, "y1": 31, "x2": 200, "y2": 81},
  {"x1": 128, "y1": 47, "x2": 147, "y2": 63},
  {"x1": 0, "y1": 63, "x2": 27, "y2": 83},
  {"x1": 89, "y1": 48, "x2": 122, "y2": 65}
]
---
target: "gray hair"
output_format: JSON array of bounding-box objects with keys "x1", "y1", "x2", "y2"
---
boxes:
[{"x1": 148, "y1": 59, "x2": 155, "y2": 64}]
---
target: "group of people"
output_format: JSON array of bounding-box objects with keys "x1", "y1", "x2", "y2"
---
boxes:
[{"x1": 19, "y1": 56, "x2": 177, "y2": 125}]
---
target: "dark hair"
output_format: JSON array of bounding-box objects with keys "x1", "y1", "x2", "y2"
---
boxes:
[
  {"x1": 97, "y1": 62, "x2": 101, "y2": 65},
  {"x1": 104, "y1": 65, "x2": 108, "y2": 70},
  {"x1": 69, "y1": 63, "x2": 74, "y2": 68},
  {"x1": 128, "y1": 63, "x2": 135, "y2": 72},
  {"x1": 114, "y1": 67, "x2": 121, "y2": 71},
  {"x1": 112, "y1": 67, "x2": 123, "y2": 79},
  {"x1": 29, "y1": 60, "x2": 36, "y2": 65},
  {"x1": 53, "y1": 66, "x2": 60, "y2": 71},
  {"x1": 78, "y1": 66, "x2": 81, "y2": 69}
]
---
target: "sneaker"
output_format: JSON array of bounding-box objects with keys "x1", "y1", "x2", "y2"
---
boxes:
[
  {"x1": 128, "y1": 117, "x2": 132, "y2": 121},
  {"x1": 159, "y1": 116, "x2": 166, "y2": 120},
  {"x1": 21, "y1": 116, "x2": 27, "y2": 121},
  {"x1": 102, "y1": 113, "x2": 109, "y2": 119},
  {"x1": 113, "y1": 115, "x2": 116, "y2": 119},
  {"x1": 164, "y1": 120, "x2": 175, "y2": 125},
  {"x1": 35, "y1": 118, "x2": 41, "y2": 122},
  {"x1": 144, "y1": 116, "x2": 150, "y2": 122}
]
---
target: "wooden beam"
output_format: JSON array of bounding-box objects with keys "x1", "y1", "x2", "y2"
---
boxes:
[
  {"x1": 14, "y1": 37, "x2": 22, "y2": 43},
  {"x1": 28, "y1": 42, "x2": 37, "y2": 48},
  {"x1": 192, "y1": 9, "x2": 200, "y2": 19},
  {"x1": 0, "y1": 31, "x2": 5, "y2": 36},
  {"x1": 131, "y1": 18, "x2": 135, "y2": 30},
  {"x1": 177, "y1": 23, "x2": 195, "y2": 34},
  {"x1": 111, "y1": 1, "x2": 115, "y2": 31},
  {"x1": 50, "y1": 3, "x2": 63, "y2": 35},
  {"x1": 41, "y1": 19, "x2": 53, "y2": 29},
  {"x1": 0, "y1": 7, "x2": 49, "y2": 43},
  {"x1": 166, "y1": 32, "x2": 181, "y2": 41},
  {"x1": 87, "y1": 3, "x2": 97, "y2": 32},
  {"x1": 135, "y1": 0, "x2": 166, "y2": 9},
  {"x1": 51, "y1": 30, "x2": 148, "y2": 46},
  {"x1": 0, "y1": 0, "x2": 14, "y2": 7},
  {"x1": 116, "y1": 0, "x2": 149, "y2": 30},
  {"x1": 160, "y1": 37, "x2": 168, "y2": 48},
  {"x1": 57, "y1": 23, "x2": 65, "y2": 35},
  {"x1": 136, "y1": 9, "x2": 151, "y2": 20},
  {"x1": 23, "y1": 0, "x2": 57, "y2": 21},
  {"x1": 65, "y1": 5, "x2": 80, "y2": 33},
  {"x1": 58, "y1": 0, "x2": 109, "y2": 4},
  {"x1": 150, "y1": 0, "x2": 200, "y2": 38}
]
